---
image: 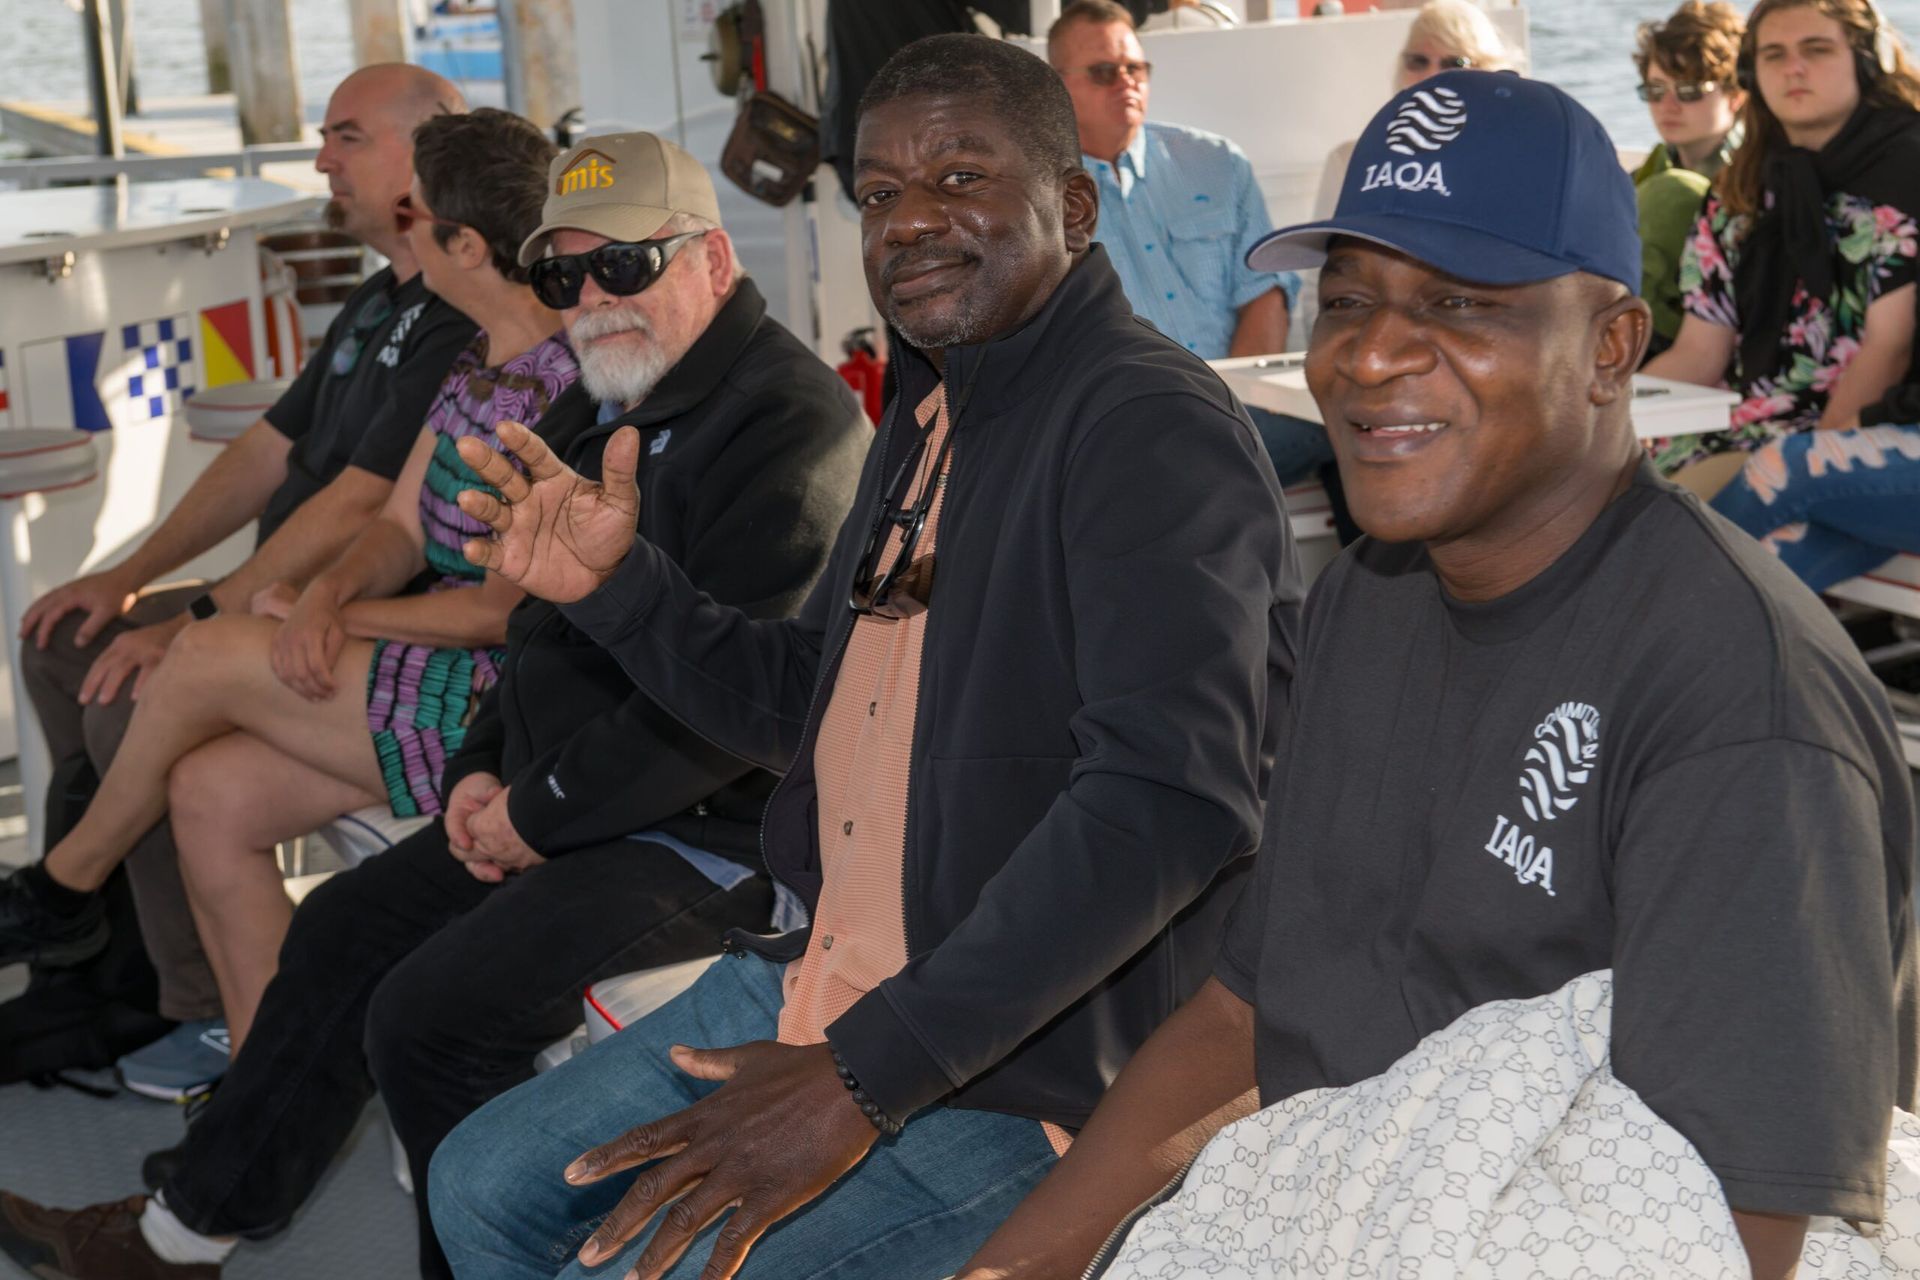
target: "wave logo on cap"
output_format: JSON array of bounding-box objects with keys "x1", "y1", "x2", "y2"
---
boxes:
[
  {"x1": 1384, "y1": 86, "x2": 1468, "y2": 156},
  {"x1": 1361, "y1": 86, "x2": 1466, "y2": 199},
  {"x1": 556, "y1": 148, "x2": 616, "y2": 197}
]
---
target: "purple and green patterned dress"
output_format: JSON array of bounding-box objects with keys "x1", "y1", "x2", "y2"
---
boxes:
[{"x1": 365, "y1": 330, "x2": 579, "y2": 816}]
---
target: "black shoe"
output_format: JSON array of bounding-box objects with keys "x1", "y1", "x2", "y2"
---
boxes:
[
  {"x1": 0, "y1": 868, "x2": 109, "y2": 969},
  {"x1": 141, "y1": 1142, "x2": 184, "y2": 1195},
  {"x1": 141, "y1": 1083, "x2": 214, "y2": 1192},
  {"x1": 141, "y1": 1099, "x2": 290, "y2": 1243}
]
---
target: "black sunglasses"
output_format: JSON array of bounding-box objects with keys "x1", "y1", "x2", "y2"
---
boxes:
[
  {"x1": 849, "y1": 423, "x2": 956, "y2": 620},
  {"x1": 1401, "y1": 52, "x2": 1474, "y2": 74},
  {"x1": 528, "y1": 231, "x2": 706, "y2": 310},
  {"x1": 1637, "y1": 80, "x2": 1722, "y2": 102}
]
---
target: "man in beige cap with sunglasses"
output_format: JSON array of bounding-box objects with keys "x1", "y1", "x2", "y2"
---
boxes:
[{"x1": 521, "y1": 131, "x2": 741, "y2": 411}]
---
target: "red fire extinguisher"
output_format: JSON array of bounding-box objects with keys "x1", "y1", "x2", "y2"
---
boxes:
[{"x1": 836, "y1": 327, "x2": 887, "y2": 427}]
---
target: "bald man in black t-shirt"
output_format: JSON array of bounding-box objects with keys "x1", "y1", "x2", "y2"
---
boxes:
[
  {"x1": 965, "y1": 71, "x2": 1916, "y2": 1280},
  {"x1": 4, "y1": 63, "x2": 473, "y2": 1058}
]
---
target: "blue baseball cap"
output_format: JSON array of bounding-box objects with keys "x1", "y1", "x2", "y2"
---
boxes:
[{"x1": 1247, "y1": 71, "x2": 1639, "y2": 290}]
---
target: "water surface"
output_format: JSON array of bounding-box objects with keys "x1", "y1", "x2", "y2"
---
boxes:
[{"x1": 3, "y1": 1, "x2": 1919, "y2": 160}]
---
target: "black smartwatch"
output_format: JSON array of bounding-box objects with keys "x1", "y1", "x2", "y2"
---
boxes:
[{"x1": 187, "y1": 593, "x2": 219, "y2": 621}]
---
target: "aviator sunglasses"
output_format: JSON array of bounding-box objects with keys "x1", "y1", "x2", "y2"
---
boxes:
[
  {"x1": 1071, "y1": 59, "x2": 1154, "y2": 86},
  {"x1": 1636, "y1": 79, "x2": 1722, "y2": 102},
  {"x1": 528, "y1": 231, "x2": 707, "y2": 310},
  {"x1": 1400, "y1": 51, "x2": 1475, "y2": 74}
]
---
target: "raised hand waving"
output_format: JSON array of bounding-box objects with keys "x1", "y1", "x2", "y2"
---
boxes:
[{"x1": 456, "y1": 419, "x2": 641, "y2": 605}]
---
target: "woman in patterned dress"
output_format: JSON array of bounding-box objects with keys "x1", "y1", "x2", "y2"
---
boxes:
[{"x1": 25, "y1": 109, "x2": 579, "y2": 1049}]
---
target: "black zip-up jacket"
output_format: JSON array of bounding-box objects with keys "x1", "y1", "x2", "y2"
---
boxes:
[
  {"x1": 442, "y1": 281, "x2": 870, "y2": 860},
  {"x1": 566, "y1": 247, "x2": 1303, "y2": 1129}
]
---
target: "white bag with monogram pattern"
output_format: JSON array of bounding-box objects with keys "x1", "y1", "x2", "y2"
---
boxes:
[{"x1": 1106, "y1": 970, "x2": 1920, "y2": 1280}]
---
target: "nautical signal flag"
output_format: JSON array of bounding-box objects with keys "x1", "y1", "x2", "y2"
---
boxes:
[
  {"x1": 21, "y1": 314, "x2": 199, "y2": 433},
  {"x1": 199, "y1": 299, "x2": 256, "y2": 388},
  {"x1": 22, "y1": 330, "x2": 109, "y2": 432}
]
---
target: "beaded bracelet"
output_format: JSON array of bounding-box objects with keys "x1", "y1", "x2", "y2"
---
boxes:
[{"x1": 830, "y1": 1047, "x2": 903, "y2": 1137}]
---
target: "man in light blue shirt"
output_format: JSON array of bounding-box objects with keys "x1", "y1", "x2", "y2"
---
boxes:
[{"x1": 1050, "y1": 0, "x2": 1331, "y2": 484}]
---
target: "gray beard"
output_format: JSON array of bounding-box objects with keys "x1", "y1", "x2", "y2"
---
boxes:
[
  {"x1": 571, "y1": 311, "x2": 673, "y2": 408},
  {"x1": 578, "y1": 343, "x2": 672, "y2": 407}
]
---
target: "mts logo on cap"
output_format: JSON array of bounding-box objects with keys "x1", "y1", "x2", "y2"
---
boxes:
[
  {"x1": 556, "y1": 148, "x2": 617, "y2": 197},
  {"x1": 1359, "y1": 87, "x2": 1467, "y2": 198}
]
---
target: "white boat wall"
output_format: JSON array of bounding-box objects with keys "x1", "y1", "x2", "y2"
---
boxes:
[{"x1": 567, "y1": 0, "x2": 1526, "y2": 361}]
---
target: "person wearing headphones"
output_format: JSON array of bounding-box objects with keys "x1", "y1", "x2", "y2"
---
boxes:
[{"x1": 1644, "y1": 0, "x2": 1920, "y2": 502}]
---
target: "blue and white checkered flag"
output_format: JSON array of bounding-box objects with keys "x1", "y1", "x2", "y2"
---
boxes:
[{"x1": 120, "y1": 316, "x2": 197, "y2": 423}]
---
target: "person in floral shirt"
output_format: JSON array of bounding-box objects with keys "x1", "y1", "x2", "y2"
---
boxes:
[
  {"x1": 1644, "y1": 0, "x2": 1920, "y2": 475},
  {"x1": 1652, "y1": 186, "x2": 1917, "y2": 473}
]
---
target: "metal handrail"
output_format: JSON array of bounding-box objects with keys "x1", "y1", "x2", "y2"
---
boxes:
[{"x1": 0, "y1": 142, "x2": 321, "y2": 190}]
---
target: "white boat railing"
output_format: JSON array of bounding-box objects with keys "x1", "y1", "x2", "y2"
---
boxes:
[{"x1": 0, "y1": 143, "x2": 322, "y2": 191}]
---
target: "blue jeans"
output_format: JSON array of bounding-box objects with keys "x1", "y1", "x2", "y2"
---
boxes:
[
  {"x1": 1247, "y1": 407, "x2": 1334, "y2": 486},
  {"x1": 1710, "y1": 424, "x2": 1920, "y2": 591},
  {"x1": 429, "y1": 952, "x2": 1060, "y2": 1280}
]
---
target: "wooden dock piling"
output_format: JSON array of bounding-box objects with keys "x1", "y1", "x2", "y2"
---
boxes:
[
  {"x1": 197, "y1": 0, "x2": 233, "y2": 93},
  {"x1": 347, "y1": 0, "x2": 410, "y2": 67},
  {"x1": 228, "y1": 0, "x2": 303, "y2": 143},
  {"x1": 499, "y1": 0, "x2": 580, "y2": 133},
  {"x1": 79, "y1": 0, "x2": 125, "y2": 157}
]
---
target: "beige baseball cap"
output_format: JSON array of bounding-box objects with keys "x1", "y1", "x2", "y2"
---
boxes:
[{"x1": 517, "y1": 132, "x2": 724, "y2": 267}]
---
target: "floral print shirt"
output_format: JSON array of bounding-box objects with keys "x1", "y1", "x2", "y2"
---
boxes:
[{"x1": 1649, "y1": 191, "x2": 1919, "y2": 473}]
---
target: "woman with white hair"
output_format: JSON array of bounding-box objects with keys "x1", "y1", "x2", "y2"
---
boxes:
[{"x1": 1311, "y1": 0, "x2": 1525, "y2": 219}]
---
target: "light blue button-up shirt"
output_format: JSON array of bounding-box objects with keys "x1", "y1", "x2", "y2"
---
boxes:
[{"x1": 1088, "y1": 121, "x2": 1300, "y2": 361}]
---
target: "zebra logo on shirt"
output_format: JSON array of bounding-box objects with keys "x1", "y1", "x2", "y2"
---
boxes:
[
  {"x1": 1520, "y1": 702, "x2": 1602, "y2": 822},
  {"x1": 1384, "y1": 87, "x2": 1468, "y2": 157}
]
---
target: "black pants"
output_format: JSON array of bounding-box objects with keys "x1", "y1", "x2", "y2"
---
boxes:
[{"x1": 159, "y1": 822, "x2": 773, "y2": 1279}]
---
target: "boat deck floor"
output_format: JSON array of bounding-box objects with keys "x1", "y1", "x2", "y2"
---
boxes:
[{"x1": 0, "y1": 761, "x2": 420, "y2": 1279}]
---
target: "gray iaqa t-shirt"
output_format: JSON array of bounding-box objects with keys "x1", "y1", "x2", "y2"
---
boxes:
[{"x1": 1218, "y1": 460, "x2": 1918, "y2": 1223}]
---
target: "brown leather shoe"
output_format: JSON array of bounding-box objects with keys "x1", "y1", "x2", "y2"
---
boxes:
[{"x1": 0, "y1": 1192, "x2": 218, "y2": 1279}]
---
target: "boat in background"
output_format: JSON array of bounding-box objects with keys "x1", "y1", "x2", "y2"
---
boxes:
[{"x1": 411, "y1": 1, "x2": 505, "y2": 101}]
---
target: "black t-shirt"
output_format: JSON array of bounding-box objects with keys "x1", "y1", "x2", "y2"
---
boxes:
[
  {"x1": 259, "y1": 267, "x2": 476, "y2": 541},
  {"x1": 1218, "y1": 461, "x2": 1918, "y2": 1222}
]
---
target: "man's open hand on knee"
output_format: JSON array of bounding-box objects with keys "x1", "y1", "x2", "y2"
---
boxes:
[{"x1": 563, "y1": 1039, "x2": 881, "y2": 1279}]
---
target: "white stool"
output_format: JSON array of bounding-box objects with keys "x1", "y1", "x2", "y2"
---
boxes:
[
  {"x1": 0, "y1": 430, "x2": 101, "y2": 853},
  {"x1": 532, "y1": 955, "x2": 723, "y2": 1082},
  {"x1": 1282, "y1": 480, "x2": 1336, "y2": 542},
  {"x1": 183, "y1": 379, "x2": 293, "y2": 444},
  {"x1": 584, "y1": 956, "x2": 721, "y2": 1044},
  {"x1": 1828, "y1": 555, "x2": 1920, "y2": 768},
  {"x1": 318, "y1": 805, "x2": 434, "y2": 868},
  {"x1": 1828, "y1": 553, "x2": 1920, "y2": 623},
  {"x1": 1281, "y1": 479, "x2": 1344, "y2": 582},
  {"x1": 279, "y1": 804, "x2": 434, "y2": 880}
]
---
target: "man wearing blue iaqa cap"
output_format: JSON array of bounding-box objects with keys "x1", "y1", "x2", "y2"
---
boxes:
[{"x1": 962, "y1": 71, "x2": 1916, "y2": 1280}]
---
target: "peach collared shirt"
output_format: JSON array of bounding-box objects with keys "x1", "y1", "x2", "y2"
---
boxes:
[
  {"x1": 778, "y1": 383, "x2": 951, "y2": 1047},
  {"x1": 772, "y1": 385, "x2": 1075, "y2": 1155}
]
